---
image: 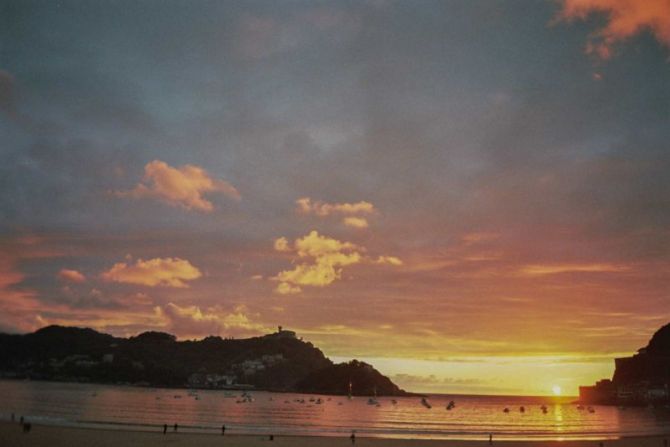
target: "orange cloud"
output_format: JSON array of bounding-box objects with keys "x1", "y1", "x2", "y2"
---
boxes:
[
  {"x1": 557, "y1": 0, "x2": 670, "y2": 59},
  {"x1": 159, "y1": 302, "x2": 270, "y2": 338},
  {"x1": 517, "y1": 263, "x2": 629, "y2": 276},
  {"x1": 374, "y1": 255, "x2": 403, "y2": 266},
  {"x1": 343, "y1": 216, "x2": 369, "y2": 228},
  {"x1": 273, "y1": 236, "x2": 290, "y2": 252},
  {"x1": 58, "y1": 268, "x2": 86, "y2": 283},
  {"x1": 296, "y1": 197, "x2": 376, "y2": 216},
  {"x1": 296, "y1": 197, "x2": 375, "y2": 228},
  {"x1": 116, "y1": 160, "x2": 240, "y2": 212},
  {"x1": 102, "y1": 257, "x2": 202, "y2": 288}
]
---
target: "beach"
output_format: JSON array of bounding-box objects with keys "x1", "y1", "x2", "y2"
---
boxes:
[{"x1": 2, "y1": 422, "x2": 669, "y2": 447}]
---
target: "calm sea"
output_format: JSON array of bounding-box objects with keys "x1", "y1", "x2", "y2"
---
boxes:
[{"x1": 1, "y1": 380, "x2": 669, "y2": 440}]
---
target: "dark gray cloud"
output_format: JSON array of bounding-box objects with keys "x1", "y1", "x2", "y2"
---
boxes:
[{"x1": 0, "y1": 0, "x2": 668, "y2": 369}]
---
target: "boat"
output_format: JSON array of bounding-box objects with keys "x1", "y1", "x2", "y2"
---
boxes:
[
  {"x1": 446, "y1": 400, "x2": 456, "y2": 410},
  {"x1": 367, "y1": 386, "x2": 380, "y2": 406},
  {"x1": 503, "y1": 407, "x2": 510, "y2": 413},
  {"x1": 588, "y1": 406, "x2": 595, "y2": 413},
  {"x1": 519, "y1": 406, "x2": 525, "y2": 413},
  {"x1": 391, "y1": 399, "x2": 398, "y2": 405},
  {"x1": 421, "y1": 397, "x2": 432, "y2": 409}
]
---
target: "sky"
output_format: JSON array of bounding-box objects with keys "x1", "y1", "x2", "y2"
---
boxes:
[{"x1": 1, "y1": 0, "x2": 669, "y2": 396}]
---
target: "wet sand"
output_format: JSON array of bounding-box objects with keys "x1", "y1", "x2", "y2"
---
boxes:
[{"x1": 1, "y1": 421, "x2": 669, "y2": 447}]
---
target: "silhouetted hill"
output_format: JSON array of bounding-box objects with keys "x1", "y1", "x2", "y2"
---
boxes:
[
  {"x1": 580, "y1": 322, "x2": 670, "y2": 405},
  {"x1": 646, "y1": 323, "x2": 670, "y2": 354},
  {"x1": 0, "y1": 326, "x2": 407, "y2": 395},
  {"x1": 612, "y1": 323, "x2": 670, "y2": 386},
  {"x1": 296, "y1": 360, "x2": 411, "y2": 396}
]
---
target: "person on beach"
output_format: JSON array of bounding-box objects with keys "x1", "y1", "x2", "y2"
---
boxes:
[
  {"x1": 489, "y1": 433, "x2": 493, "y2": 445},
  {"x1": 11, "y1": 413, "x2": 14, "y2": 422},
  {"x1": 222, "y1": 424, "x2": 226, "y2": 436},
  {"x1": 174, "y1": 423, "x2": 178, "y2": 432},
  {"x1": 664, "y1": 439, "x2": 668, "y2": 447},
  {"x1": 19, "y1": 416, "x2": 24, "y2": 425},
  {"x1": 269, "y1": 434, "x2": 274, "y2": 441},
  {"x1": 350, "y1": 431, "x2": 356, "y2": 444},
  {"x1": 163, "y1": 424, "x2": 167, "y2": 435},
  {"x1": 22, "y1": 422, "x2": 31, "y2": 433}
]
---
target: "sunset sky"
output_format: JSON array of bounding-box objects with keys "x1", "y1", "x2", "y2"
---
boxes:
[{"x1": 1, "y1": 0, "x2": 669, "y2": 396}]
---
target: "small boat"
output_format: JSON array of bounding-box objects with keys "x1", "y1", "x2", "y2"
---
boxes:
[
  {"x1": 446, "y1": 400, "x2": 456, "y2": 410},
  {"x1": 391, "y1": 399, "x2": 398, "y2": 405},
  {"x1": 503, "y1": 407, "x2": 510, "y2": 413},
  {"x1": 316, "y1": 398, "x2": 323, "y2": 404},
  {"x1": 588, "y1": 406, "x2": 595, "y2": 413},
  {"x1": 368, "y1": 386, "x2": 380, "y2": 405},
  {"x1": 576, "y1": 405, "x2": 585, "y2": 410},
  {"x1": 519, "y1": 406, "x2": 525, "y2": 413},
  {"x1": 421, "y1": 397, "x2": 432, "y2": 409}
]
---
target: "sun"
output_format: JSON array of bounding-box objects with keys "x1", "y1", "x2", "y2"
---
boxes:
[{"x1": 552, "y1": 385, "x2": 562, "y2": 396}]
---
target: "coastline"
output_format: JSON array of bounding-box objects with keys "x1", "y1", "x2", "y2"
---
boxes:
[
  {"x1": 0, "y1": 376, "x2": 417, "y2": 398},
  {"x1": 2, "y1": 421, "x2": 669, "y2": 447}
]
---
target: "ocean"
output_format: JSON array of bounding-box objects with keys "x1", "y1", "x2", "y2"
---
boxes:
[{"x1": 1, "y1": 380, "x2": 669, "y2": 440}]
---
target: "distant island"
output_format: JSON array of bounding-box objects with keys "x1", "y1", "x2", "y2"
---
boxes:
[
  {"x1": 0, "y1": 325, "x2": 411, "y2": 396},
  {"x1": 579, "y1": 322, "x2": 670, "y2": 405}
]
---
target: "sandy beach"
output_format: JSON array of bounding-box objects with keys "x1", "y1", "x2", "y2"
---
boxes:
[{"x1": 1, "y1": 422, "x2": 668, "y2": 447}]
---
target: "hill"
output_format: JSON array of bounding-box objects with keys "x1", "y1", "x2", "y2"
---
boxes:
[
  {"x1": 296, "y1": 359, "x2": 409, "y2": 396},
  {"x1": 579, "y1": 322, "x2": 670, "y2": 405},
  {"x1": 0, "y1": 325, "x2": 409, "y2": 395}
]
